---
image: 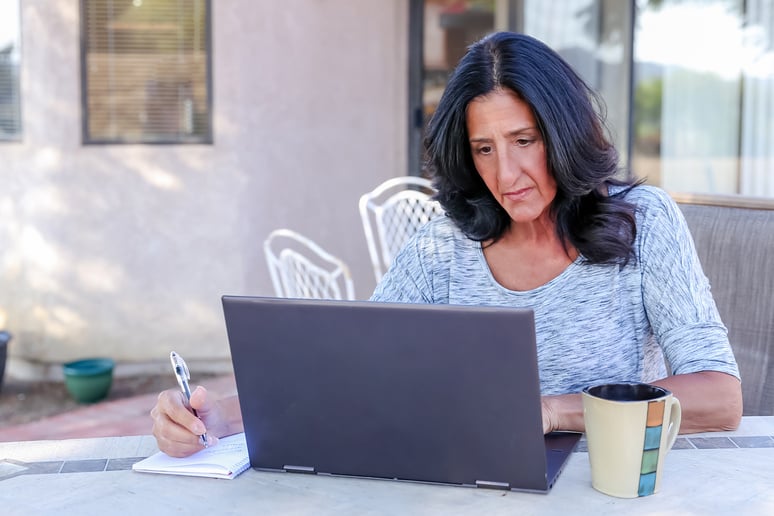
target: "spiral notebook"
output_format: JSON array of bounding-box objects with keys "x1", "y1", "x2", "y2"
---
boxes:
[{"x1": 132, "y1": 432, "x2": 249, "y2": 480}]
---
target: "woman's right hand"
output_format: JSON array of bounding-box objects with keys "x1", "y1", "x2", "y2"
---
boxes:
[{"x1": 151, "y1": 385, "x2": 221, "y2": 457}]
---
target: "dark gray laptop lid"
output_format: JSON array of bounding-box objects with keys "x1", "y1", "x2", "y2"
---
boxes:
[{"x1": 222, "y1": 296, "x2": 580, "y2": 492}]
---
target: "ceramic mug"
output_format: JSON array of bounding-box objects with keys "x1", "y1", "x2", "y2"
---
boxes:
[{"x1": 582, "y1": 382, "x2": 681, "y2": 498}]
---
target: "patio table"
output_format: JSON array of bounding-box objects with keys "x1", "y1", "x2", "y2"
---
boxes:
[{"x1": 1, "y1": 416, "x2": 772, "y2": 515}]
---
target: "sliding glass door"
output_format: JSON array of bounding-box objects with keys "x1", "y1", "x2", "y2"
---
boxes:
[
  {"x1": 409, "y1": 0, "x2": 634, "y2": 179},
  {"x1": 410, "y1": 0, "x2": 774, "y2": 198}
]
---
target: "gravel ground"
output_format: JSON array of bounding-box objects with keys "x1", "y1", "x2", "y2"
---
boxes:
[{"x1": 0, "y1": 374, "x2": 194, "y2": 427}]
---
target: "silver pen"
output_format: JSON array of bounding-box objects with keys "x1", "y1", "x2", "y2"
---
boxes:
[{"x1": 170, "y1": 351, "x2": 209, "y2": 448}]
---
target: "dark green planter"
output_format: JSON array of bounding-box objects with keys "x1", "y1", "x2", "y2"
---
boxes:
[{"x1": 63, "y1": 357, "x2": 115, "y2": 403}]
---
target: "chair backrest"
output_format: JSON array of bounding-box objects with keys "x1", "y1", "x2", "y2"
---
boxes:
[
  {"x1": 675, "y1": 193, "x2": 774, "y2": 416},
  {"x1": 359, "y1": 176, "x2": 444, "y2": 284},
  {"x1": 264, "y1": 229, "x2": 355, "y2": 301}
]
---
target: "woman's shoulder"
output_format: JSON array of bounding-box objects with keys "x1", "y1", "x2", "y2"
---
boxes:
[
  {"x1": 611, "y1": 183, "x2": 681, "y2": 223},
  {"x1": 610, "y1": 184, "x2": 695, "y2": 262},
  {"x1": 610, "y1": 183, "x2": 672, "y2": 206},
  {"x1": 415, "y1": 214, "x2": 477, "y2": 249},
  {"x1": 394, "y1": 215, "x2": 479, "y2": 276}
]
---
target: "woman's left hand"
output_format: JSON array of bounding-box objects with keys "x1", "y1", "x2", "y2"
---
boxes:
[{"x1": 541, "y1": 394, "x2": 585, "y2": 434}]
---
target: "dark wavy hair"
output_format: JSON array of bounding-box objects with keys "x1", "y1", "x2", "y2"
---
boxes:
[{"x1": 425, "y1": 31, "x2": 640, "y2": 265}]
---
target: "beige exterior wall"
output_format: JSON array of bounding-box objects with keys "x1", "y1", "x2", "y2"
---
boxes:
[{"x1": 0, "y1": 0, "x2": 409, "y2": 379}]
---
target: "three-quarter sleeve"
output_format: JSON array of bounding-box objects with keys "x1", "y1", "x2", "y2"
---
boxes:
[{"x1": 636, "y1": 189, "x2": 739, "y2": 378}]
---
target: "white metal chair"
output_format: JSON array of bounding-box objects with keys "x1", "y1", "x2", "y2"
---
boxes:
[
  {"x1": 359, "y1": 176, "x2": 443, "y2": 284},
  {"x1": 264, "y1": 229, "x2": 355, "y2": 300}
]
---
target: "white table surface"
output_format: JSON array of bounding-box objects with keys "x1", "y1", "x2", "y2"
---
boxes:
[{"x1": 1, "y1": 417, "x2": 773, "y2": 515}]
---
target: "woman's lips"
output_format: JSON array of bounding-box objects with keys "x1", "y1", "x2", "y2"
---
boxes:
[{"x1": 504, "y1": 187, "x2": 532, "y2": 201}]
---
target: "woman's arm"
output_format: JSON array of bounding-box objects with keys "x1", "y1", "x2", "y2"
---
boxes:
[
  {"x1": 652, "y1": 371, "x2": 742, "y2": 432},
  {"x1": 542, "y1": 370, "x2": 742, "y2": 434}
]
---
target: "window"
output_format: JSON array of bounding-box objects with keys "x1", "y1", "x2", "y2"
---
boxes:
[
  {"x1": 409, "y1": 0, "x2": 503, "y2": 175},
  {"x1": 0, "y1": 0, "x2": 22, "y2": 141},
  {"x1": 81, "y1": 0, "x2": 212, "y2": 144},
  {"x1": 410, "y1": 1, "x2": 632, "y2": 177},
  {"x1": 412, "y1": 0, "x2": 774, "y2": 199},
  {"x1": 522, "y1": 0, "x2": 633, "y2": 174},
  {"x1": 632, "y1": 0, "x2": 774, "y2": 197}
]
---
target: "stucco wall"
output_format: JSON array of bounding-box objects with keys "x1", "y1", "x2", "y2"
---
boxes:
[{"x1": 0, "y1": 0, "x2": 409, "y2": 379}]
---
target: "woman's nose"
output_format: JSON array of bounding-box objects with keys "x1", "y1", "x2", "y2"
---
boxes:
[{"x1": 496, "y1": 151, "x2": 521, "y2": 185}]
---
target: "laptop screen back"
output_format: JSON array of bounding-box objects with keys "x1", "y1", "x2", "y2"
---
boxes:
[{"x1": 222, "y1": 296, "x2": 579, "y2": 492}]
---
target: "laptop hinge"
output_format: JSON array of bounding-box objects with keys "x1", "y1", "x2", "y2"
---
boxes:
[
  {"x1": 475, "y1": 480, "x2": 510, "y2": 490},
  {"x1": 283, "y1": 465, "x2": 316, "y2": 474}
]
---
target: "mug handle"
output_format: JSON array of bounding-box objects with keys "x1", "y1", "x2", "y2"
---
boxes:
[{"x1": 664, "y1": 397, "x2": 682, "y2": 450}]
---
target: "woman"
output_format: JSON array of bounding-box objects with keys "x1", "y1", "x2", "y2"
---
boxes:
[{"x1": 151, "y1": 32, "x2": 741, "y2": 457}]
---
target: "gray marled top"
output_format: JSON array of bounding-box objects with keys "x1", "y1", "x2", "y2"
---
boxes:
[{"x1": 371, "y1": 185, "x2": 739, "y2": 395}]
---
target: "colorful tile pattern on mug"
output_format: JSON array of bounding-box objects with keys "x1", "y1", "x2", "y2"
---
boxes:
[{"x1": 638, "y1": 399, "x2": 665, "y2": 496}]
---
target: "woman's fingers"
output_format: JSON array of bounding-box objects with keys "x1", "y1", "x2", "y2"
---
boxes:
[{"x1": 151, "y1": 389, "x2": 211, "y2": 456}]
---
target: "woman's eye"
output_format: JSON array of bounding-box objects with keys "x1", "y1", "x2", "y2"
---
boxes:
[
  {"x1": 516, "y1": 138, "x2": 532, "y2": 147},
  {"x1": 476, "y1": 145, "x2": 492, "y2": 155}
]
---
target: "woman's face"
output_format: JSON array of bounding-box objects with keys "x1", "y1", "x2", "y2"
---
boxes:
[{"x1": 466, "y1": 88, "x2": 557, "y2": 226}]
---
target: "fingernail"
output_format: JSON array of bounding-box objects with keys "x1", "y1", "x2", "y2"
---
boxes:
[{"x1": 194, "y1": 423, "x2": 205, "y2": 434}]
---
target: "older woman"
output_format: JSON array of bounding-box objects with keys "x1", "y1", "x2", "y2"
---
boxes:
[
  {"x1": 151, "y1": 32, "x2": 741, "y2": 458},
  {"x1": 371, "y1": 32, "x2": 741, "y2": 435}
]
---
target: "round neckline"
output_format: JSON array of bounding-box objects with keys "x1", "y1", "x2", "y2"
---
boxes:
[{"x1": 475, "y1": 244, "x2": 585, "y2": 296}]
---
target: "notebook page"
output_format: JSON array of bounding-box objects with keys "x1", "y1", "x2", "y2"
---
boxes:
[{"x1": 132, "y1": 432, "x2": 249, "y2": 479}]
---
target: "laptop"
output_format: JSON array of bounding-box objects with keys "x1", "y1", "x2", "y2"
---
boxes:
[{"x1": 222, "y1": 295, "x2": 581, "y2": 493}]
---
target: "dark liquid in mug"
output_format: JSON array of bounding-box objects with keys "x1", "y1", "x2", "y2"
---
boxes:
[{"x1": 584, "y1": 382, "x2": 669, "y2": 402}]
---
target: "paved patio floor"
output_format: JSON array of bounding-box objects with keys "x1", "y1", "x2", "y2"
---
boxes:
[{"x1": 0, "y1": 375, "x2": 236, "y2": 442}]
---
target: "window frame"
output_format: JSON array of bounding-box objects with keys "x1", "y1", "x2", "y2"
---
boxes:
[
  {"x1": 0, "y1": 0, "x2": 23, "y2": 142},
  {"x1": 78, "y1": 0, "x2": 214, "y2": 145}
]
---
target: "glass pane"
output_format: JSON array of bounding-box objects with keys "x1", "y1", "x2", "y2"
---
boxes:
[
  {"x1": 422, "y1": 1, "x2": 497, "y2": 129},
  {"x1": 0, "y1": 0, "x2": 22, "y2": 140},
  {"x1": 740, "y1": 0, "x2": 774, "y2": 197},
  {"x1": 83, "y1": 0, "x2": 211, "y2": 143},
  {"x1": 524, "y1": 0, "x2": 633, "y2": 172},
  {"x1": 632, "y1": 0, "x2": 744, "y2": 195}
]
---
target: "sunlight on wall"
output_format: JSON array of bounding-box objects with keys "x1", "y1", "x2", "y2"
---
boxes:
[
  {"x1": 135, "y1": 164, "x2": 183, "y2": 191},
  {"x1": 21, "y1": 186, "x2": 69, "y2": 216},
  {"x1": 44, "y1": 305, "x2": 88, "y2": 339},
  {"x1": 21, "y1": 227, "x2": 60, "y2": 274},
  {"x1": 33, "y1": 147, "x2": 63, "y2": 170},
  {"x1": 76, "y1": 259, "x2": 126, "y2": 292},
  {"x1": 181, "y1": 299, "x2": 222, "y2": 328}
]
